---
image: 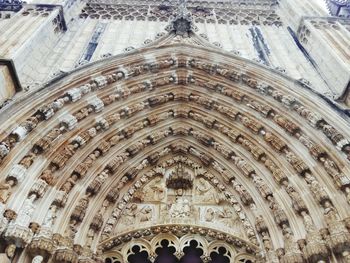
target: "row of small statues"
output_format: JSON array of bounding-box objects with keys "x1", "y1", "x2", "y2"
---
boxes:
[
  {"x1": 0, "y1": 110, "x2": 348, "y2": 244},
  {"x1": 1, "y1": 68, "x2": 348, "y2": 212},
  {"x1": 1, "y1": 55, "x2": 348, "y2": 167}
]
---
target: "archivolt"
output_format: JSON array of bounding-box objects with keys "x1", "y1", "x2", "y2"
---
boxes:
[{"x1": 0, "y1": 43, "x2": 349, "y2": 263}]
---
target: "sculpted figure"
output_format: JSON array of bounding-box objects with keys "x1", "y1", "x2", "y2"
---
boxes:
[
  {"x1": 74, "y1": 151, "x2": 100, "y2": 178},
  {"x1": 232, "y1": 157, "x2": 255, "y2": 177},
  {"x1": 0, "y1": 141, "x2": 10, "y2": 159},
  {"x1": 106, "y1": 152, "x2": 129, "y2": 173},
  {"x1": 242, "y1": 75, "x2": 258, "y2": 88},
  {"x1": 264, "y1": 159, "x2": 287, "y2": 184},
  {"x1": 109, "y1": 134, "x2": 124, "y2": 146},
  {"x1": 232, "y1": 180, "x2": 253, "y2": 205},
  {"x1": 60, "y1": 174, "x2": 79, "y2": 193},
  {"x1": 255, "y1": 215, "x2": 268, "y2": 234},
  {"x1": 87, "y1": 170, "x2": 109, "y2": 195},
  {"x1": 240, "y1": 116, "x2": 263, "y2": 134},
  {"x1": 149, "y1": 129, "x2": 171, "y2": 144},
  {"x1": 320, "y1": 157, "x2": 350, "y2": 188},
  {"x1": 122, "y1": 121, "x2": 148, "y2": 138},
  {"x1": 139, "y1": 206, "x2": 153, "y2": 222},
  {"x1": 117, "y1": 176, "x2": 129, "y2": 191},
  {"x1": 247, "y1": 100, "x2": 273, "y2": 117},
  {"x1": 122, "y1": 203, "x2": 138, "y2": 226},
  {"x1": 127, "y1": 139, "x2": 150, "y2": 156},
  {"x1": 148, "y1": 93, "x2": 174, "y2": 107},
  {"x1": 282, "y1": 229, "x2": 304, "y2": 263},
  {"x1": 238, "y1": 138, "x2": 265, "y2": 160},
  {"x1": 269, "y1": 198, "x2": 288, "y2": 227},
  {"x1": 321, "y1": 124, "x2": 345, "y2": 145},
  {"x1": 40, "y1": 168, "x2": 56, "y2": 186},
  {"x1": 101, "y1": 94, "x2": 117, "y2": 106},
  {"x1": 301, "y1": 211, "x2": 316, "y2": 232},
  {"x1": 323, "y1": 201, "x2": 340, "y2": 224},
  {"x1": 191, "y1": 130, "x2": 212, "y2": 146},
  {"x1": 298, "y1": 135, "x2": 326, "y2": 160},
  {"x1": 214, "y1": 104, "x2": 239, "y2": 120},
  {"x1": 16, "y1": 194, "x2": 36, "y2": 227},
  {"x1": 294, "y1": 104, "x2": 323, "y2": 127},
  {"x1": 147, "y1": 111, "x2": 173, "y2": 126},
  {"x1": 273, "y1": 115, "x2": 300, "y2": 135},
  {"x1": 212, "y1": 142, "x2": 233, "y2": 158},
  {"x1": 0, "y1": 179, "x2": 15, "y2": 203},
  {"x1": 33, "y1": 128, "x2": 61, "y2": 153},
  {"x1": 74, "y1": 107, "x2": 91, "y2": 121},
  {"x1": 51, "y1": 143, "x2": 77, "y2": 169},
  {"x1": 105, "y1": 113, "x2": 121, "y2": 127},
  {"x1": 305, "y1": 174, "x2": 330, "y2": 204},
  {"x1": 322, "y1": 201, "x2": 350, "y2": 254},
  {"x1": 5, "y1": 244, "x2": 16, "y2": 259},
  {"x1": 73, "y1": 128, "x2": 96, "y2": 146},
  {"x1": 144, "y1": 177, "x2": 164, "y2": 201},
  {"x1": 195, "y1": 178, "x2": 222, "y2": 204},
  {"x1": 43, "y1": 205, "x2": 57, "y2": 228},
  {"x1": 170, "y1": 198, "x2": 191, "y2": 218},
  {"x1": 222, "y1": 88, "x2": 244, "y2": 101},
  {"x1": 97, "y1": 140, "x2": 111, "y2": 155},
  {"x1": 189, "y1": 94, "x2": 213, "y2": 109},
  {"x1": 125, "y1": 101, "x2": 148, "y2": 116},
  {"x1": 252, "y1": 175, "x2": 273, "y2": 199},
  {"x1": 71, "y1": 195, "x2": 90, "y2": 223},
  {"x1": 285, "y1": 151, "x2": 309, "y2": 175},
  {"x1": 264, "y1": 132, "x2": 286, "y2": 152},
  {"x1": 22, "y1": 116, "x2": 39, "y2": 132},
  {"x1": 262, "y1": 232, "x2": 274, "y2": 252},
  {"x1": 116, "y1": 86, "x2": 131, "y2": 98},
  {"x1": 204, "y1": 208, "x2": 215, "y2": 222},
  {"x1": 19, "y1": 153, "x2": 36, "y2": 169},
  {"x1": 284, "y1": 183, "x2": 308, "y2": 214},
  {"x1": 217, "y1": 207, "x2": 238, "y2": 228}
]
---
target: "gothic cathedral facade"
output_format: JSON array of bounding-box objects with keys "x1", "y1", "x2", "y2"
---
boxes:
[{"x1": 0, "y1": 0, "x2": 350, "y2": 262}]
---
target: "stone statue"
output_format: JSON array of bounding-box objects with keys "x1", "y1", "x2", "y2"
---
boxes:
[
  {"x1": 284, "y1": 183, "x2": 308, "y2": 214},
  {"x1": 305, "y1": 174, "x2": 330, "y2": 204},
  {"x1": 121, "y1": 203, "x2": 138, "y2": 225},
  {"x1": 285, "y1": 151, "x2": 309, "y2": 175},
  {"x1": 139, "y1": 206, "x2": 153, "y2": 222},
  {"x1": 19, "y1": 153, "x2": 36, "y2": 169},
  {"x1": 5, "y1": 244, "x2": 16, "y2": 259},
  {"x1": 320, "y1": 157, "x2": 350, "y2": 188},
  {"x1": 301, "y1": 211, "x2": 316, "y2": 232},
  {"x1": 195, "y1": 178, "x2": 222, "y2": 204},
  {"x1": 217, "y1": 207, "x2": 237, "y2": 228},
  {"x1": 204, "y1": 208, "x2": 215, "y2": 222},
  {"x1": 60, "y1": 174, "x2": 79, "y2": 193},
  {"x1": 323, "y1": 201, "x2": 340, "y2": 224},
  {"x1": 252, "y1": 175, "x2": 273, "y2": 199},
  {"x1": 0, "y1": 179, "x2": 15, "y2": 203},
  {"x1": 241, "y1": 116, "x2": 262, "y2": 134},
  {"x1": 43, "y1": 205, "x2": 57, "y2": 228},
  {"x1": 16, "y1": 194, "x2": 36, "y2": 227},
  {"x1": 264, "y1": 132, "x2": 286, "y2": 152},
  {"x1": 144, "y1": 177, "x2": 165, "y2": 201},
  {"x1": 170, "y1": 198, "x2": 191, "y2": 218}
]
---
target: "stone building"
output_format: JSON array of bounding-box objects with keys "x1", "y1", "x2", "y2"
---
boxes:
[{"x1": 0, "y1": 0, "x2": 350, "y2": 262}]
